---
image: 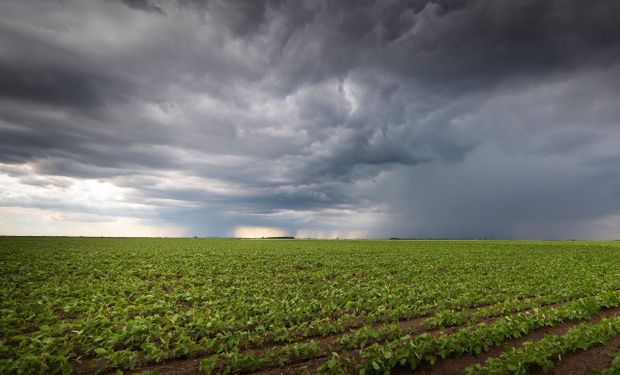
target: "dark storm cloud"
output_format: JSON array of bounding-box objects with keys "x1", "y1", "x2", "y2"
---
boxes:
[
  {"x1": 0, "y1": 63, "x2": 107, "y2": 108},
  {"x1": 1, "y1": 0, "x2": 620, "y2": 237}
]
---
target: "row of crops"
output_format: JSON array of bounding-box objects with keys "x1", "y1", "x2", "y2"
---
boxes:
[{"x1": 1, "y1": 237, "x2": 620, "y2": 374}]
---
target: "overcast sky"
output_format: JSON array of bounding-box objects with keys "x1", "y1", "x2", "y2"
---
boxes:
[{"x1": 1, "y1": 0, "x2": 620, "y2": 238}]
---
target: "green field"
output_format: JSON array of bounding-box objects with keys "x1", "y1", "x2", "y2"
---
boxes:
[{"x1": 2, "y1": 237, "x2": 620, "y2": 374}]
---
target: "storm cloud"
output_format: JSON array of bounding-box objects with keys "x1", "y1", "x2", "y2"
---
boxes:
[{"x1": 1, "y1": 0, "x2": 620, "y2": 238}]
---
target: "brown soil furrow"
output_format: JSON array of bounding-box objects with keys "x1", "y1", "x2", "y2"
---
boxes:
[
  {"x1": 398, "y1": 306, "x2": 620, "y2": 375},
  {"x1": 532, "y1": 334, "x2": 620, "y2": 375}
]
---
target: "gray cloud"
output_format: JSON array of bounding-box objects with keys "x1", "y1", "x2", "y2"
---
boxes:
[
  {"x1": 117, "y1": 0, "x2": 164, "y2": 14},
  {"x1": 1, "y1": 0, "x2": 620, "y2": 238}
]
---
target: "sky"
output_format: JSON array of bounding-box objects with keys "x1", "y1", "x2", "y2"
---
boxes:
[{"x1": 1, "y1": 0, "x2": 620, "y2": 239}]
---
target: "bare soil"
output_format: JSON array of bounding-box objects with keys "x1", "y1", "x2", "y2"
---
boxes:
[{"x1": 534, "y1": 334, "x2": 620, "y2": 375}]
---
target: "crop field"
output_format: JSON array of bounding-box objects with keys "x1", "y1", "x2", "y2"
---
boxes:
[{"x1": 2, "y1": 237, "x2": 620, "y2": 374}]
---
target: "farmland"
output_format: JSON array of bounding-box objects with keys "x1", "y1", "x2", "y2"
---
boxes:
[{"x1": 1, "y1": 237, "x2": 620, "y2": 374}]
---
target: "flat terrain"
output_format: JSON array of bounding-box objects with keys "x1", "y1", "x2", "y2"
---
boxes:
[{"x1": 1, "y1": 237, "x2": 620, "y2": 374}]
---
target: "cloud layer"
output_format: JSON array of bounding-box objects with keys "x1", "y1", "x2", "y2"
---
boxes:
[{"x1": 1, "y1": 0, "x2": 620, "y2": 238}]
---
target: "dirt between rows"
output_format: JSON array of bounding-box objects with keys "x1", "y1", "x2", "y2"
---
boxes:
[
  {"x1": 538, "y1": 334, "x2": 620, "y2": 375},
  {"x1": 74, "y1": 293, "x2": 617, "y2": 375}
]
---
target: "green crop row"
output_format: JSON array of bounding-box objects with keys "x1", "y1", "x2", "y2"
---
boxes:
[
  {"x1": 190, "y1": 289, "x2": 603, "y2": 374},
  {"x1": 312, "y1": 290, "x2": 620, "y2": 374},
  {"x1": 421, "y1": 286, "x2": 618, "y2": 330},
  {"x1": 2, "y1": 238, "x2": 620, "y2": 374},
  {"x1": 467, "y1": 316, "x2": 620, "y2": 374},
  {"x1": 200, "y1": 340, "x2": 321, "y2": 374},
  {"x1": 197, "y1": 290, "x2": 620, "y2": 375}
]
